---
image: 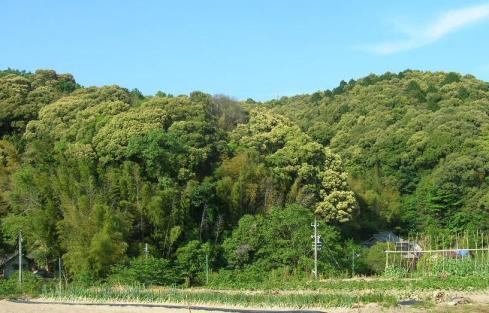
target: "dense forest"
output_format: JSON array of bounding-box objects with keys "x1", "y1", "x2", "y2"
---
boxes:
[{"x1": 1, "y1": 68, "x2": 489, "y2": 284}]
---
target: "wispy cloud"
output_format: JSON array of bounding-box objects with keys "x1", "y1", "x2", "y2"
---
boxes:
[{"x1": 366, "y1": 3, "x2": 489, "y2": 54}]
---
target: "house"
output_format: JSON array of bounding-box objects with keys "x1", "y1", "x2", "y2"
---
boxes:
[
  {"x1": 362, "y1": 231, "x2": 401, "y2": 247},
  {"x1": 0, "y1": 251, "x2": 34, "y2": 278},
  {"x1": 362, "y1": 231, "x2": 422, "y2": 259}
]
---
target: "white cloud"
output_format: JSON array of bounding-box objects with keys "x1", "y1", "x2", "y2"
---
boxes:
[{"x1": 366, "y1": 3, "x2": 489, "y2": 54}]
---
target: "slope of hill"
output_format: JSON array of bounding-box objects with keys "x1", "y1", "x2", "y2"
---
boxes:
[
  {"x1": 1, "y1": 68, "x2": 488, "y2": 281},
  {"x1": 265, "y1": 70, "x2": 489, "y2": 234}
]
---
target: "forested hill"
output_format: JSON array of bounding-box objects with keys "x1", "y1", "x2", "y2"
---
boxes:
[
  {"x1": 264, "y1": 70, "x2": 489, "y2": 234},
  {"x1": 1, "y1": 68, "x2": 489, "y2": 281}
]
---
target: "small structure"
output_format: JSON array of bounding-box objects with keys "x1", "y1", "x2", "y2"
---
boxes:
[
  {"x1": 362, "y1": 231, "x2": 401, "y2": 247},
  {"x1": 0, "y1": 251, "x2": 34, "y2": 278},
  {"x1": 363, "y1": 231, "x2": 422, "y2": 259}
]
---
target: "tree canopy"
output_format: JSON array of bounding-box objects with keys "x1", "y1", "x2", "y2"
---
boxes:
[{"x1": 1, "y1": 68, "x2": 489, "y2": 282}]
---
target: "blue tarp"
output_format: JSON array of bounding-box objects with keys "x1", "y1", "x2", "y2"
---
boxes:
[{"x1": 456, "y1": 249, "x2": 470, "y2": 257}]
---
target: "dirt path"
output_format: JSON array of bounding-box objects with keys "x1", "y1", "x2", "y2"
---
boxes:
[
  {"x1": 2, "y1": 299, "x2": 489, "y2": 313},
  {"x1": 0, "y1": 300, "x2": 325, "y2": 313}
]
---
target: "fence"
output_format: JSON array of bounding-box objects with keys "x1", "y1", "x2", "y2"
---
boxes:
[{"x1": 384, "y1": 231, "x2": 489, "y2": 277}]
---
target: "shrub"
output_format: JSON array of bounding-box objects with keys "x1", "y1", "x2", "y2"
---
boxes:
[
  {"x1": 0, "y1": 271, "x2": 43, "y2": 299},
  {"x1": 0, "y1": 277, "x2": 18, "y2": 299},
  {"x1": 176, "y1": 241, "x2": 218, "y2": 286},
  {"x1": 108, "y1": 257, "x2": 179, "y2": 286},
  {"x1": 365, "y1": 242, "x2": 407, "y2": 274},
  {"x1": 71, "y1": 271, "x2": 98, "y2": 287},
  {"x1": 365, "y1": 243, "x2": 388, "y2": 274},
  {"x1": 223, "y1": 205, "x2": 346, "y2": 275},
  {"x1": 207, "y1": 266, "x2": 311, "y2": 289}
]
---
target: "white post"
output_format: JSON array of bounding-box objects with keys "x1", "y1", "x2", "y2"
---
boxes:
[
  {"x1": 352, "y1": 250, "x2": 355, "y2": 277},
  {"x1": 205, "y1": 253, "x2": 209, "y2": 285},
  {"x1": 18, "y1": 231, "x2": 22, "y2": 285},
  {"x1": 59, "y1": 257, "x2": 62, "y2": 290},
  {"x1": 311, "y1": 217, "x2": 318, "y2": 279},
  {"x1": 314, "y1": 217, "x2": 317, "y2": 279}
]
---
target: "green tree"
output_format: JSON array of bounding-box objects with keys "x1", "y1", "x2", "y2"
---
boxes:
[{"x1": 223, "y1": 205, "x2": 346, "y2": 275}]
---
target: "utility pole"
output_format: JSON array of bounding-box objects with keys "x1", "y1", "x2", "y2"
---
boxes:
[
  {"x1": 18, "y1": 231, "x2": 23, "y2": 285},
  {"x1": 352, "y1": 250, "x2": 361, "y2": 277},
  {"x1": 19, "y1": 230, "x2": 22, "y2": 284},
  {"x1": 352, "y1": 250, "x2": 355, "y2": 277},
  {"x1": 58, "y1": 257, "x2": 62, "y2": 290},
  {"x1": 311, "y1": 217, "x2": 321, "y2": 279},
  {"x1": 205, "y1": 253, "x2": 209, "y2": 285}
]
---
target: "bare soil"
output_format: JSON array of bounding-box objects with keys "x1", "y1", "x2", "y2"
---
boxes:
[{"x1": 2, "y1": 299, "x2": 489, "y2": 313}]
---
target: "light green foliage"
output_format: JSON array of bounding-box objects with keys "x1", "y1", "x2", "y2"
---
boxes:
[
  {"x1": 108, "y1": 256, "x2": 179, "y2": 286},
  {"x1": 3, "y1": 165, "x2": 60, "y2": 269},
  {"x1": 215, "y1": 151, "x2": 270, "y2": 220},
  {"x1": 93, "y1": 107, "x2": 168, "y2": 163},
  {"x1": 1, "y1": 68, "x2": 489, "y2": 286},
  {"x1": 223, "y1": 204, "x2": 346, "y2": 275},
  {"x1": 176, "y1": 241, "x2": 214, "y2": 285},
  {"x1": 365, "y1": 242, "x2": 408, "y2": 275},
  {"x1": 365, "y1": 242, "x2": 391, "y2": 274},
  {"x1": 24, "y1": 86, "x2": 132, "y2": 160},
  {"x1": 0, "y1": 69, "x2": 78, "y2": 135},
  {"x1": 0, "y1": 271, "x2": 42, "y2": 299},
  {"x1": 56, "y1": 161, "x2": 129, "y2": 278},
  {"x1": 316, "y1": 149, "x2": 357, "y2": 222},
  {"x1": 0, "y1": 140, "x2": 19, "y2": 216},
  {"x1": 126, "y1": 94, "x2": 227, "y2": 180},
  {"x1": 229, "y1": 108, "x2": 357, "y2": 222},
  {"x1": 40, "y1": 284, "x2": 399, "y2": 308},
  {"x1": 265, "y1": 70, "x2": 489, "y2": 232}
]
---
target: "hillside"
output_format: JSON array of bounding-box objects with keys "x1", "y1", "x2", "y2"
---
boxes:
[
  {"x1": 1, "y1": 69, "x2": 488, "y2": 282},
  {"x1": 265, "y1": 70, "x2": 489, "y2": 235}
]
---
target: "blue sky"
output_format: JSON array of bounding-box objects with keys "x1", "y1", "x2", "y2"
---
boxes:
[{"x1": 2, "y1": 1, "x2": 489, "y2": 100}]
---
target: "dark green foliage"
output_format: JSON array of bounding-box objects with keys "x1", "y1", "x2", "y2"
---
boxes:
[
  {"x1": 405, "y1": 80, "x2": 425, "y2": 102},
  {"x1": 442, "y1": 72, "x2": 461, "y2": 85},
  {"x1": 223, "y1": 204, "x2": 349, "y2": 276},
  {"x1": 1, "y1": 68, "x2": 489, "y2": 286},
  {"x1": 266, "y1": 70, "x2": 489, "y2": 235},
  {"x1": 365, "y1": 242, "x2": 391, "y2": 274},
  {"x1": 0, "y1": 272, "x2": 43, "y2": 299},
  {"x1": 210, "y1": 95, "x2": 248, "y2": 131},
  {"x1": 108, "y1": 257, "x2": 179, "y2": 286},
  {"x1": 176, "y1": 241, "x2": 215, "y2": 285}
]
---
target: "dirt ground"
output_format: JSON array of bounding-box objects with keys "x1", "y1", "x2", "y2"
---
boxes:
[
  {"x1": 1, "y1": 300, "x2": 322, "y2": 313},
  {"x1": 2, "y1": 300, "x2": 489, "y2": 313}
]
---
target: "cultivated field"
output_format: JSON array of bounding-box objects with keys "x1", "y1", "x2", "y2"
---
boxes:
[{"x1": 15, "y1": 276, "x2": 487, "y2": 312}]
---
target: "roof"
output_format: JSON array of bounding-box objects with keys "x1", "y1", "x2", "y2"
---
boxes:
[
  {"x1": 362, "y1": 231, "x2": 401, "y2": 247},
  {"x1": 0, "y1": 251, "x2": 33, "y2": 266},
  {"x1": 362, "y1": 231, "x2": 424, "y2": 259},
  {"x1": 373, "y1": 231, "x2": 401, "y2": 242}
]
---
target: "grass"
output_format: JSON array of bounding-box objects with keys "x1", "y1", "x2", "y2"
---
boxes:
[
  {"x1": 40, "y1": 285, "x2": 398, "y2": 309},
  {"x1": 0, "y1": 272, "x2": 45, "y2": 299},
  {"x1": 206, "y1": 271, "x2": 489, "y2": 292},
  {"x1": 5, "y1": 272, "x2": 489, "y2": 309},
  {"x1": 314, "y1": 276, "x2": 489, "y2": 292}
]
